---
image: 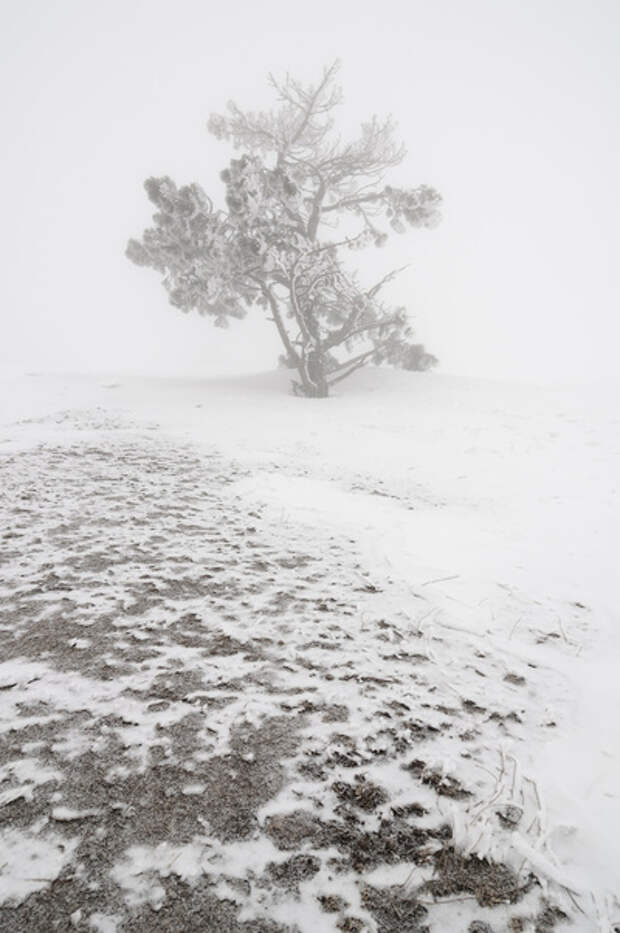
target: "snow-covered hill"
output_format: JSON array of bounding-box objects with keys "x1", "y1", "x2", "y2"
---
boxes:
[{"x1": 1, "y1": 367, "x2": 618, "y2": 930}]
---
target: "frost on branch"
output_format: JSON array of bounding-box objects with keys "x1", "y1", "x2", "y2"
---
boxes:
[
  {"x1": 126, "y1": 176, "x2": 253, "y2": 323},
  {"x1": 128, "y1": 62, "x2": 442, "y2": 396}
]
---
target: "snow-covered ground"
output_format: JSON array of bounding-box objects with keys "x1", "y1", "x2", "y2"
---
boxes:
[{"x1": 1, "y1": 367, "x2": 618, "y2": 930}]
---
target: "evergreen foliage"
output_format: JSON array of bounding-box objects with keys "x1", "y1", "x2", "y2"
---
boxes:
[{"x1": 127, "y1": 63, "x2": 441, "y2": 396}]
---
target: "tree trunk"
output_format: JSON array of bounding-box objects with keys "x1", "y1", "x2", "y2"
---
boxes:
[
  {"x1": 293, "y1": 348, "x2": 329, "y2": 397},
  {"x1": 306, "y1": 348, "x2": 329, "y2": 397}
]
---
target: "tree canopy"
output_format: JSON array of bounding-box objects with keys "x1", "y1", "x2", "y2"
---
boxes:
[{"x1": 127, "y1": 62, "x2": 442, "y2": 396}]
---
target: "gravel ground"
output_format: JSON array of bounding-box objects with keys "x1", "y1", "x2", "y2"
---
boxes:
[{"x1": 0, "y1": 412, "x2": 570, "y2": 931}]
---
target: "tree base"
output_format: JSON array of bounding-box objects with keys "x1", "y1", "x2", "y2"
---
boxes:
[{"x1": 291, "y1": 380, "x2": 329, "y2": 398}]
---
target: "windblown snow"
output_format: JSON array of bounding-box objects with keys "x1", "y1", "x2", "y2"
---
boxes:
[{"x1": 0, "y1": 367, "x2": 618, "y2": 932}]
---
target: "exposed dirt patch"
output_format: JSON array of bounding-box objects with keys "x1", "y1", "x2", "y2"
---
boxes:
[
  {"x1": 403, "y1": 758, "x2": 472, "y2": 799},
  {"x1": 360, "y1": 883, "x2": 429, "y2": 932},
  {"x1": 332, "y1": 777, "x2": 389, "y2": 811},
  {"x1": 264, "y1": 854, "x2": 321, "y2": 890},
  {"x1": 318, "y1": 893, "x2": 349, "y2": 912},
  {"x1": 123, "y1": 876, "x2": 287, "y2": 933},
  {"x1": 503, "y1": 673, "x2": 527, "y2": 687},
  {"x1": 423, "y1": 848, "x2": 532, "y2": 907},
  {"x1": 264, "y1": 807, "x2": 444, "y2": 874},
  {"x1": 534, "y1": 904, "x2": 570, "y2": 931}
]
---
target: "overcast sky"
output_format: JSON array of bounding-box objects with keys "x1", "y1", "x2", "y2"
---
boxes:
[{"x1": 1, "y1": 0, "x2": 618, "y2": 384}]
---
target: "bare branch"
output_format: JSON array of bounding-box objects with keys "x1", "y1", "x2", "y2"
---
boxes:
[
  {"x1": 367, "y1": 265, "x2": 409, "y2": 299},
  {"x1": 338, "y1": 316, "x2": 401, "y2": 345},
  {"x1": 327, "y1": 340, "x2": 391, "y2": 375},
  {"x1": 256, "y1": 281, "x2": 299, "y2": 365},
  {"x1": 321, "y1": 190, "x2": 382, "y2": 214},
  {"x1": 327, "y1": 357, "x2": 370, "y2": 387},
  {"x1": 307, "y1": 176, "x2": 327, "y2": 241},
  {"x1": 326, "y1": 339, "x2": 393, "y2": 386}
]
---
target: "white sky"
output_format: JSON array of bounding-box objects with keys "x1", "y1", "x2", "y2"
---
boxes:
[{"x1": 1, "y1": 0, "x2": 618, "y2": 383}]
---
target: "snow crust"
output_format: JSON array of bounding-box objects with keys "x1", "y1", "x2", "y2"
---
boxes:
[
  {"x1": 1, "y1": 366, "x2": 618, "y2": 928},
  {"x1": 0, "y1": 826, "x2": 79, "y2": 905}
]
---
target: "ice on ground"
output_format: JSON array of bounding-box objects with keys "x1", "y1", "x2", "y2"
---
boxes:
[
  {"x1": 110, "y1": 841, "x2": 208, "y2": 908},
  {"x1": 0, "y1": 827, "x2": 79, "y2": 905},
  {"x1": 0, "y1": 366, "x2": 618, "y2": 930}
]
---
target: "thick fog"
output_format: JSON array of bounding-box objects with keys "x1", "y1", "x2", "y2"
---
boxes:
[
  {"x1": 1, "y1": 0, "x2": 619, "y2": 384},
  {"x1": 3, "y1": 4, "x2": 620, "y2": 924}
]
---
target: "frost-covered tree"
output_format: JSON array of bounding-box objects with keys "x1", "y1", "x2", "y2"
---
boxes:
[{"x1": 127, "y1": 62, "x2": 441, "y2": 397}]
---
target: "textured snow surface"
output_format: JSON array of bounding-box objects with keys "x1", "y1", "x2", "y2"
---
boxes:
[{"x1": 0, "y1": 367, "x2": 618, "y2": 931}]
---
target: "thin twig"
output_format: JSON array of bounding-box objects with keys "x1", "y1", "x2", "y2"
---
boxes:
[
  {"x1": 508, "y1": 615, "x2": 523, "y2": 639},
  {"x1": 420, "y1": 574, "x2": 460, "y2": 587}
]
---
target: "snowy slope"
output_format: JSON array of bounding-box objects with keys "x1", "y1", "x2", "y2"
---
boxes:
[{"x1": 1, "y1": 366, "x2": 619, "y2": 929}]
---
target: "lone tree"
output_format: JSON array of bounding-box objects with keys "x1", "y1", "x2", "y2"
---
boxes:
[{"x1": 127, "y1": 62, "x2": 442, "y2": 397}]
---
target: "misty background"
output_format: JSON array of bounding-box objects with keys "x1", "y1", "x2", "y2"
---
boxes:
[{"x1": 1, "y1": 0, "x2": 618, "y2": 385}]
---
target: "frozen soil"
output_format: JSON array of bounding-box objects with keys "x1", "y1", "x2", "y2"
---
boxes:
[{"x1": 0, "y1": 412, "x2": 574, "y2": 931}]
